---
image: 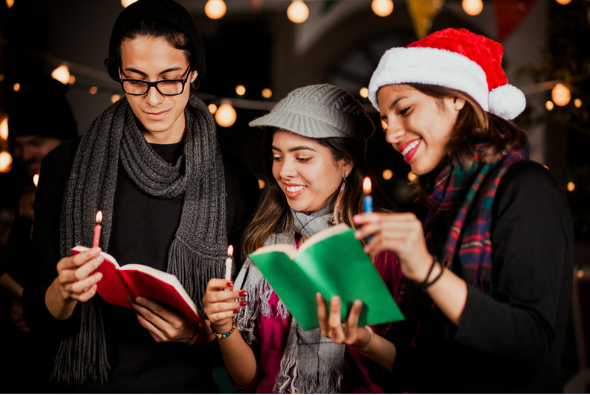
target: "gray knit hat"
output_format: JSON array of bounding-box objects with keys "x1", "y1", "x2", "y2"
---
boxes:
[{"x1": 249, "y1": 84, "x2": 374, "y2": 145}]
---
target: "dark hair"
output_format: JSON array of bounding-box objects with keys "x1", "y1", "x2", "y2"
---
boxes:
[
  {"x1": 408, "y1": 83, "x2": 527, "y2": 196},
  {"x1": 242, "y1": 130, "x2": 395, "y2": 258}
]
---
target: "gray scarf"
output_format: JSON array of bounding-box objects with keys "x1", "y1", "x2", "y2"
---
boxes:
[
  {"x1": 235, "y1": 205, "x2": 345, "y2": 394},
  {"x1": 52, "y1": 95, "x2": 227, "y2": 385}
]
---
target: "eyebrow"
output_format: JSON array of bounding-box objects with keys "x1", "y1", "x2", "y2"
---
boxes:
[
  {"x1": 271, "y1": 145, "x2": 317, "y2": 153},
  {"x1": 122, "y1": 66, "x2": 184, "y2": 78},
  {"x1": 381, "y1": 96, "x2": 407, "y2": 119}
]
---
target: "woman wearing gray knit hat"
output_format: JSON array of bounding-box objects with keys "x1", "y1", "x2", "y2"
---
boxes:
[
  {"x1": 202, "y1": 83, "x2": 402, "y2": 393},
  {"x1": 22, "y1": 0, "x2": 259, "y2": 391}
]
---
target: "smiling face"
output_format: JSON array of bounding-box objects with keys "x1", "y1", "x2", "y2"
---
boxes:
[
  {"x1": 271, "y1": 130, "x2": 352, "y2": 213},
  {"x1": 377, "y1": 84, "x2": 465, "y2": 175},
  {"x1": 120, "y1": 36, "x2": 198, "y2": 144}
]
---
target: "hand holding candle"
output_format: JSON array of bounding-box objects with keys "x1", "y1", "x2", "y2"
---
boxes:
[
  {"x1": 225, "y1": 245, "x2": 233, "y2": 290},
  {"x1": 93, "y1": 211, "x2": 103, "y2": 248}
]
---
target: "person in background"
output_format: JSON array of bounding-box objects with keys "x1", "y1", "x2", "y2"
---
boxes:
[
  {"x1": 317, "y1": 28, "x2": 574, "y2": 393},
  {"x1": 22, "y1": 0, "x2": 259, "y2": 391},
  {"x1": 0, "y1": 74, "x2": 77, "y2": 392},
  {"x1": 203, "y1": 84, "x2": 403, "y2": 393}
]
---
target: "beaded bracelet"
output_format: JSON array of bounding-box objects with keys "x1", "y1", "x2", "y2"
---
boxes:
[{"x1": 211, "y1": 317, "x2": 237, "y2": 339}]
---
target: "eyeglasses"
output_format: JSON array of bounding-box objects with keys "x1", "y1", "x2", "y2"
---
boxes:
[{"x1": 118, "y1": 66, "x2": 191, "y2": 96}]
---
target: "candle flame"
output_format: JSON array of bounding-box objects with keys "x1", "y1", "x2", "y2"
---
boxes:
[
  {"x1": 363, "y1": 177, "x2": 372, "y2": 194},
  {"x1": 33, "y1": 174, "x2": 39, "y2": 187},
  {"x1": 96, "y1": 211, "x2": 103, "y2": 224},
  {"x1": 227, "y1": 245, "x2": 233, "y2": 256}
]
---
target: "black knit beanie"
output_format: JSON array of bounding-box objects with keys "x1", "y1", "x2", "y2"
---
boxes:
[
  {"x1": 105, "y1": 0, "x2": 206, "y2": 88},
  {"x1": 7, "y1": 74, "x2": 77, "y2": 142}
]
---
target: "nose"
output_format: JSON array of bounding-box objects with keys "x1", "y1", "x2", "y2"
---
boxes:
[
  {"x1": 277, "y1": 158, "x2": 297, "y2": 180},
  {"x1": 145, "y1": 85, "x2": 165, "y2": 106},
  {"x1": 384, "y1": 118, "x2": 405, "y2": 147}
]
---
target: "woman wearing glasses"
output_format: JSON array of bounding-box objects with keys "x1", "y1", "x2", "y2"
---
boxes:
[{"x1": 22, "y1": 0, "x2": 259, "y2": 392}]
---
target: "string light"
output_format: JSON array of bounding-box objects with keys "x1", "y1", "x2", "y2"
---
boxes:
[
  {"x1": 208, "y1": 103, "x2": 218, "y2": 114},
  {"x1": 13, "y1": 83, "x2": 20, "y2": 92},
  {"x1": 359, "y1": 87, "x2": 369, "y2": 98},
  {"x1": 551, "y1": 83, "x2": 571, "y2": 106},
  {"x1": 462, "y1": 0, "x2": 483, "y2": 16},
  {"x1": 258, "y1": 179, "x2": 266, "y2": 189},
  {"x1": 574, "y1": 99, "x2": 582, "y2": 108},
  {"x1": 215, "y1": 101, "x2": 237, "y2": 127},
  {"x1": 111, "y1": 94, "x2": 121, "y2": 103},
  {"x1": 205, "y1": 0, "x2": 227, "y2": 19},
  {"x1": 121, "y1": 0, "x2": 138, "y2": 7},
  {"x1": 51, "y1": 65, "x2": 71, "y2": 85},
  {"x1": 567, "y1": 182, "x2": 575, "y2": 192},
  {"x1": 68, "y1": 75, "x2": 76, "y2": 85},
  {"x1": 371, "y1": 0, "x2": 393, "y2": 17},
  {"x1": 382, "y1": 169, "x2": 393, "y2": 180},
  {"x1": 555, "y1": 0, "x2": 571, "y2": 4},
  {"x1": 287, "y1": 1, "x2": 309, "y2": 23},
  {"x1": 6, "y1": 0, "x2": 14, "y2": 8},
  {"x1": 381, "y1": 120, "x2": 387, "y2": 130},
  {"x1": 0, "y1": 118, "x2": 8, "y2": 141},
  {"x1": 577, "y1": 269, "x2": 584, "y2": 278},
  {"x1": 545, "y1": 101, "x2": 554, "y2": 111},
  {"x1": 236, "y1": 85, "x2": 246, "y2": 96},
  {"x1": 0, "y1": 151, "x2": 12, "y2": 173},
  {"x1": 261, "y1": 88, "x2": 272, "y2": 99},
  {"x1": 89, "y1": 86, "x2": 98, "y2": 95},
  {"x1": 407, "y1": 171, "x2": 417, "y2": 182}
]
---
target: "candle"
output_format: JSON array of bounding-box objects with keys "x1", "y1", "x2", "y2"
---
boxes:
[
  {"x1": 93, "y1": 211, "x2": 102, "y2": 248},
  {"x1": 225, "y1": 245, "x2": 234, "y2": 283},
  {"x1": 363, "y1": 177, "x2": 373, "y2": 213}
]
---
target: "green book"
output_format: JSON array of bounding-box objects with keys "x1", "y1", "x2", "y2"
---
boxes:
[{"x1": 248, "y1": 223, "x2": 404, "y2": 331}]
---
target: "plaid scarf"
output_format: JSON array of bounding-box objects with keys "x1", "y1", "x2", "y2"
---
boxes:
[{"x1": 422, "y1": 143, "x2": 529, "y2": 294}]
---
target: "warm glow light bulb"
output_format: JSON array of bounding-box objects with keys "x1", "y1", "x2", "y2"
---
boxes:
[
  {"x1": 359, "y1": 87, "x2": 369, "y2": 98},
  {"x1": 552, "y1": 83, "x2": 571, "y2": 106},
  {"x1": 208, "y1": 103, "x2": 218, "y2": 114},
  {"x1": 236, "y1": 85, "x2": 246, "y2": 96},
  {"x1": 382, "y1": 169, "x2": 393, "y2": 180},
  {"x1": 287, "y1": 1, "x2": 309, "y2": 23},
  {"x1": 6, "y1": 0, "x2": 14, "y2": 8},
  {"x1": 555, "y1": 0, "x2": 571, "y2": 4},
  {"x1": 89, "y1": 86, "x2": 98, "y2": 95},
  {"x1": 205, "y1": 0, "x2": 227, "y2": 19},
  {"x1": 577, "y1": 269, "x2": 584, "y2": 278},
  {"x1": 0, "y1": 151, "x2": 13, "y2": 173},
  {"x1": 13, "y1": 83, "x2": 20, "y2": 92},
  {"x1": 462, "y1": 0, "x2": 483, "y2": 16},
  {"x1": 262, "y1": 88, "x2": 272, "y2": 99},
  {"x1": 258, "y1": 179, "x2": 266, "y2": 189},
  {"x1": 121, "y1": 0, "x2": 138, "y2": 7},
  {"x1": 381, "y1": 120, "x2": 388, "y2": 130},
  {"x1": 215, "y1": 102, "x2": 237, "y2": 127},
  {"x1": 567, "y1": 182, "x2": 575, "y2": 192},
  {"x1": 574, "y1": 99, "x2": 582, "y2": 108},
  {"x1": 371, "y1": 0, "x2": 394, "y2": 17},
  {"x1": 545, "y1": 101, "x2": 554, "y2": 111},
  {"x1": 111, "y1": 94, "x2": 121, "y2": 103},
  {"x1": 407, "y1": 171, "x2": 417, "y2": 182},
  {"x1": 51, "y1": 65, "x2": 71, "y2": 85},
  {"x1": 0, "y1": 118, "x2": 8, "y2": 140}
]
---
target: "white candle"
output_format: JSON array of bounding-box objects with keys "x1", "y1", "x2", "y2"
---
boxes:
[{"x1": 225, "y1": 245, "x2": 233, "y2": 289}]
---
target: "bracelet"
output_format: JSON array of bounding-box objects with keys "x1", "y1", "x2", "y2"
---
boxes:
[
  {"x1": 418, "y1": 255, "x2": 444, "y2": 291},
  {"x1": 211, "y1": 318, "x2": 237, "y2": 339}
]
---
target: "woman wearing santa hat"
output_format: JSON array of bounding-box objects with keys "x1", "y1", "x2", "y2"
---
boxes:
[{"x1": 317, "y1": 28, "x2": 574, "y2": 393}]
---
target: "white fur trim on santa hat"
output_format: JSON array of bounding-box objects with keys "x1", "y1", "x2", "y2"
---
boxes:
[
  {"x1": 488, "y1": 84, "x2": 526, "y2": 120},
  {"x1": 368, "y1": 47, "x2": 489, "y2": 112}
]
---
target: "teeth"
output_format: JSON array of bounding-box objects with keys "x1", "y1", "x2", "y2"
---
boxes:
[
  {"x1": 286, "y1": 186, "x2": 306, "y2": 192},
  {"x1": 402, "y1": 140, "x2": 420, "y2": 156}
]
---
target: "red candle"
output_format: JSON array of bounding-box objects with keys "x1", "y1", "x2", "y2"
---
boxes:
[{"x1": 93, "y1": 211, "x2": 102, "y2": 248}]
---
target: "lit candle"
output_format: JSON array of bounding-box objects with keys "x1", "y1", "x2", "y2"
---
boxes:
[
  {"x1": 363, "y1": 177, "x2": 373, "y2": 213},
  {"x1": 225, "y1": 245, "x2": 233, "y2": 286},
  {"x1": 93, "y1": 211, "x2": 102, "y2": 248}
]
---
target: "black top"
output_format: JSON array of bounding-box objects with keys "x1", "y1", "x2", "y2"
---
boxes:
[
  {"x1": 388, "y1": 160, "x2": 574, "y2": 393},
  {"x1": 22, "y1": 138, "x2": 260, "y2": 393}
]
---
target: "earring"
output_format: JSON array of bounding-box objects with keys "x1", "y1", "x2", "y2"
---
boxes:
[
  {"x1": 338, "y1": 176, "x2": 347, "y2": 197},
  {"x1": 332, "y1": 176, "x2": 347, "y2": 224}
]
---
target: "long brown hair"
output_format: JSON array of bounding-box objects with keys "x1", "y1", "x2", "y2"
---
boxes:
[
  {"x1": 408, "y1": 84, "x2": 527, "y2": 196},
  {"x1": 242, "y1": 129, "x2": 394, "y2": 258}
]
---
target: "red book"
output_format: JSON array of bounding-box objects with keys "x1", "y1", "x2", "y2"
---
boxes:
[{"x1": 71, "y1": 246, "x2": 205, "y2": 326}]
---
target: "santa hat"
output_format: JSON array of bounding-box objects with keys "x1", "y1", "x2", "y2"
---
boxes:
[{"x1": 368, "y1": 28, "x2": 526, "y2": 120}]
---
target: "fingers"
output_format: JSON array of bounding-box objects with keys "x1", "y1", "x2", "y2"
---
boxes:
[
  {"x1": 316, "y1": 292, "x2": 329, "y2": 336},
  {"x1": 129, "y1": 296, "x2": 189, "y2": 342},
  {"x1": 56, "y1": 249, "x2": 104, "y2": 301},
  {"x1": 327, "y1": 296, "x2": 346, "y2": 343},
  {"x1": 202, "y1": 278, "x2": 247, "y2": 326}
]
